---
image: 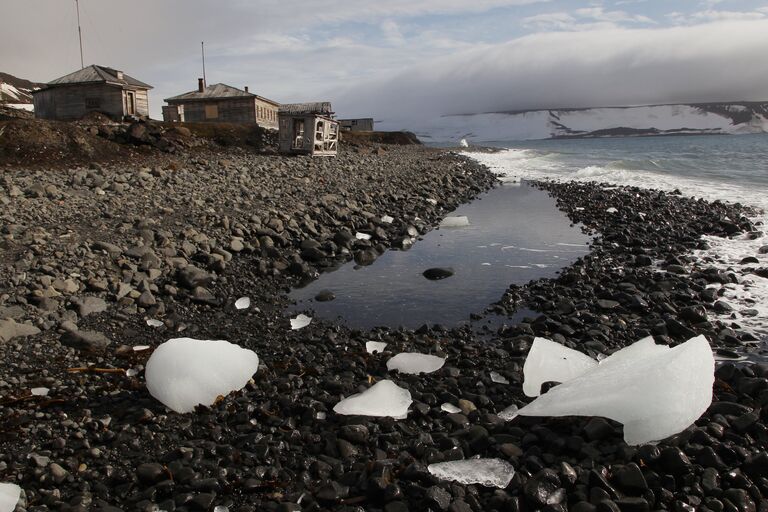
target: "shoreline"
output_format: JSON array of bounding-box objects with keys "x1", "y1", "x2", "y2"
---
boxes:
[{"x1": 1, "y1": 141, "x2": 767, "y2": 511}]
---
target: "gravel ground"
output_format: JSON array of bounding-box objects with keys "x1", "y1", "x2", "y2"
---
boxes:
[{"x1": 0, "y1": 140, "x2": 767, "y2": 512}]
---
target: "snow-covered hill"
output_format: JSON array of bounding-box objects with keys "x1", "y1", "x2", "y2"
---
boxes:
[
  {"x1": 0, "y1": 72, "x2": 42, "y2": 107},
  {"x1": 408, "y1": 103, "x2": 768, "y2": 144}
]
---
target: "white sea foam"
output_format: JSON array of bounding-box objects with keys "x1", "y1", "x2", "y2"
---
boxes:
[{"x1": 469, "y1": 147, "x2": 768, "y2": 340}]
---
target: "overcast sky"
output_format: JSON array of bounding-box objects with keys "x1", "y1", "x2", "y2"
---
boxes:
[{"x1": 3, "y1": 0, "x2": 768, "y2": 124}]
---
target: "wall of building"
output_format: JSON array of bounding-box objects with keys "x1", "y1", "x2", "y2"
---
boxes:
[
  {"x1": 340, "y1": 118, "x2": 374, "y2": 131},
  {"x1": 170, "y1": 98, "x2": 255, "y2": 123},
  {"x1": 255, "y1": 98, "x2": 279, "y2": 129},
  {"x1": 33, "y1": 84, "x2": 126, "y2": 120}
]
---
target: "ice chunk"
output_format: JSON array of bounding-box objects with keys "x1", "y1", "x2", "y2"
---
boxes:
[
  {"x1": 439, "y1": 216, "x2": 470, "y2": 228},
  {"x1": 145, "y1": 338, "x2": 259, "y2": 413},
  {"x1": 31, "y1": 387, "x2": 49, "y2": 396},
  {"x1": 133, "y1": 345, "x2": 150, "y2": 351},
  {"x1": 126, "y1": 368, "x2": 139, "y2": 377},
  {"x1": 235, "y1": 297, "x2": 251, "y2": 310},
  {"x1": 366, "y1": 341, "x2": 388, "y2": 354},
  {"x1": 355, "y1": 232, "x2": 372, "y2": 240},
  {"x1": 606, "y1": 207, "x2": 618, "y2": 213},
  {"x1": 387, "y1": 353, "x2": 445, "y2": 374},
  {"x1": 441, "y1": 402, "x2": 461, "y2": 413},
  {"x1": 146, "y1": 319, "x2": 163, "y2": 327},
  {"x1": 290, "y1": 314, "x2": 312, "y2": 330},
  {"x1": 426, "y1": 198, "x2": 438, "y2": 205},
  {"x1": 490, "y1": 371, "x2": 509, "y2": 384},
  {"x1": 459, "y1": 138, "x2": 469, "y2": 148},
  {"x1": 523, "y1": 337, "x2": 598, "y2": 397},
  {"x1": 498, "y1": 404, "x2": 519, "y2": 421},
  {"x1": 381, "y1": 215, "x2": 394, "y2": 224},
  {"x1": 598, "y1": 336, "x2": 668, "y2": 368},
  {"x1": 0, "y1": 483, "x2": 21, "y2": 512},
  {"x1": 518, "y1": 335, "x2": 714, "y2": 445},
  {"x1": 428, "y1": 459, "x2": 515, "y2": 488},
  {"x1": 333, "y1": 379, "x2": 412, "y2": 418}
]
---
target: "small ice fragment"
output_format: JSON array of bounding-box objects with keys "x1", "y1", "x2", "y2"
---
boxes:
[
  {"x1": 214, "y1": 506, "x2": 229, "y2": 512},
  {"x1": 575, "y1": 207, "x2": 585, "y2": 211},
  {"x1": 133, "y1": 345, "x2": 150, "y2": 352},
  {"x1": 498, "y1": 404, "x2": 519, "y2": 421},
  {"x1": 381, "y1": 215, "x2": 394, "y2": 224},
  {"x1": 439, "y1": 216, "x2": 470, "y2": 228},
  {"x1": 518, "y1": 335, "x2": 714, "y2": 445},
  {"x1": 333, "y1": 379, "x2": 412, "y2": 418},
  {"x1": 523, "y1": 337, "x2": 597, "y2": 397},
  {"x1": 441, "y1": 403, "x2": 461, "y2": 413},
  {"x1": 426, "y1": 198, "x2": 438, "y2": 205},
  {"x1": 387, "y1": 353, "x2": 445, "y2": 374},
  {"x1": 0, "y1": 483, "x2": 21, "y2": 512},
  {"x1": 126, "y1": 368, "x2": 139, "y2": 377},
  {"x1": 428, "y1": 459, "x2": 515, "y2": 488},
  {"x1": 355, "y1": 232, "x2": 372, "y2": 240},
  {"x1": 145, "y1": 338, "x2": 259, "y2": 413},
  {"x1": 490, "y1": 371, "x2": 509, "y2": 384},
  {"x1": 31, "y1": 387, "x2": 49, "y2": 396},
  {"x1": 481, "y1": 262, "x2": 491, "y2": 266},
  {"x1": 606, "y1": 207, "x2": 618, "y2": 213},
  {"x1": 290, "y1": 314, "x2": 312, "y2": 330},
  {"x1": 235, "y1": 297, "x2": 251, "y2": 310},
  {"x1": 459, "y1": 138, "x2": 469, "y2": 147},
  {"x1": 316, "y1": 411, "x2": 327, "y2": 420},
  {"x1": 146, "y1": 319, "x2": 163, "y2": 327},
  {"x1": 366, "y1": 341, "x2": 388, "y2": 354}
]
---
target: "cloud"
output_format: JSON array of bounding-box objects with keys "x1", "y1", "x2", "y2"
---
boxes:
[
  {"x1": 522, "y1": 6, "x2": 655, "y2": 30},
  {"x1": 338, "y1": 20, "x2": 768, "y2": 125}
]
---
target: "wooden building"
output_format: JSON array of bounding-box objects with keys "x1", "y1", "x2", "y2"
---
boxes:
[
  {"x1": 32, "y1": 65, "x2": 151, "y2": 121},
  {"x1": 339, "y1": 118, "x2": 374, "y2": 132},
  {"x1": 163, "y1": 80, "x2": 279, "y2": 128},
  {"x1": 278, "y1": 102, "x2": 339, "y2": 156}
]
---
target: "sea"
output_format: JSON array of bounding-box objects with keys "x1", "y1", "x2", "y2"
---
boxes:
[{"x1": 469, "y1": 133, "x2": 768, "y2": 349}]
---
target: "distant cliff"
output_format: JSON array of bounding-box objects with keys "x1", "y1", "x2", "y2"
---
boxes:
[{"x1": 412, "y1": 102, "x2": 768, "y2": 143}]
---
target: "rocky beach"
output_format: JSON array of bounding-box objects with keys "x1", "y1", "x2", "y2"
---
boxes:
[{"x1": 1, "y1": 121, "x2": 767, "y2": 512}]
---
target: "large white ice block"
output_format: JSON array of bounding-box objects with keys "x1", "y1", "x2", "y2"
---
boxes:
[
  {"x1": 333, "y1": 380, "x2": 412, "y2": 418},
  {"x1": 428, "y1": 459, "x2": 515, "y2": 488},
  {"x1": 146, "y1": 338, "x2": 260, "y2": 413},
  {"x1": 439, "y1": 216, "x2": 470, "y2": 228},
  {"x1": 523, "y1": 337, "x2": 598, "y2": 397},
  {"x1": 518, "y1": 335, "x2": 714, "y2": 445},
  {"x1": 0, "y1": 483, "x2": 21, "y2": 512},
  {"x1": 387, "y1": 353, "x2": 446, "y2": 374}
]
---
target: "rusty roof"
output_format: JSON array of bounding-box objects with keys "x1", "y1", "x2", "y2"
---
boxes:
[
  {"x1": 165, "y1": 83, "x2": 279, "y2": 105},
  {"x1": 278, "y1": 102, "x2": 334, "y2": 115}
]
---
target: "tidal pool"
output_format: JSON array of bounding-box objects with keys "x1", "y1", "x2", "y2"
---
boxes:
[{"x1": 288, "y1": 181, "x2": 591, "y2": 329}]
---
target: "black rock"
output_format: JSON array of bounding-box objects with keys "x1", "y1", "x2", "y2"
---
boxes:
[
  {"x1": 659, "y1": 447, "x2": 692, "y2": 476},
  {"x1": 315, "y1": 290, "x2": 336, "y2": 302},
  {"x1": 613, "y1": 463, "x2": 648, "y2": 494},
  {"x1": 524, "y1": 469, "x2": 563, "y2": 507},
  {"x1": 583, "y1": 417, "x2": 616, "y2": 441},
  {"x1": 136, "y1": 463, "x2": 166, "y2": 484},
  {"x1": 426, "y1": 486, "x2": 452, "y2": 510},
  {"x1": 423, "y1": 267, "x2": 454, "y2": 280},
  {"x1": 60, "y1": 330, "x2": 111, "y2": 351}
]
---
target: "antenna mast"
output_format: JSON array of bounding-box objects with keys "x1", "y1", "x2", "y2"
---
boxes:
[
  {"x1": 201, "y1": 41, "x2": 206, "y2": 86},
  {"x1": 75, "y1": 0, "x2": 84, "y2": 68}
]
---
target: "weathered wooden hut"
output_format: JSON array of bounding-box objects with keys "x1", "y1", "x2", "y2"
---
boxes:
[
  {"x1": 339, "y1": 118, "x2": 374, "y2": 132},
  {"x1": 32, "y1": 65, "x2": 152, "y2": 121},
  {"x1": 163, "y1": 80, "x2": 279, "y2": 128},
  {"x1": 278, "y1": 102, "x2": 339, "y2": 156}
]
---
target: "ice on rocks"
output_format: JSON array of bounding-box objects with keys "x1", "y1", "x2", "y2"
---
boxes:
[
  {"x1": 235, "y1": 297, "x2": 251, "y2": 310},
  {"x1": 387, "y1": 353, "x2": 445, "y2": 374},
  {"x1": 441, "y1": 403, "x2": 461, "y2": 413},
  {"x1": 290, "y1": 314, "x2": 312, "y2": 330},
  {"x1": 355, "y1": 232, "x2": 372, "y2": 240},
  {"x1": 490, "y1": 371, "x2": 509, "y2": 384},
  {"x1": 459, "y1": 138, "x2": 469, "y2": 148},
  {"x1": 498, "y1": 404, "x2": 519, "y2": 421},
  {"x1": 31, "y1": 387, "x2": 49, "y2": 396},
  {"x1": 133, "y1": 345, "x2": 150, "y2": 352},
  {"x1": 366, "y1": 341, "x2": 388, "y2": 354},
  {"x1": 606, "y1": 207, "x2": 618, "y2": 213},
  {"x1": 145, "y1": 338, "x2": 259, "y2": 413},
  {"x1": 518, "y1": 335, "x2": 714, "y2": 445},
  {"x1": 333, "y1": 379, "x2": 412, "y2": 418},
  {"x1": 0, "y1": 483, "x2": 21, "y2": 512},
  {"x1": 428, "y1": 458, "x2": 515, "y2": 488},
  {"x1": 439, "y1": 215, "x2": 470, "y2": 228},
  {"x1": 381, "y1": 215, "x2": 394, "y2": 224},
  {"x1": 146, "y1": 319, "x2": 163, "y2": 327},
  {"x1": 523, "y1": 337, "x2": 597, "y2": 397}
]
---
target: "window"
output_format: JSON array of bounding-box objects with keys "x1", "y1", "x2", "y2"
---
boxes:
[
  {"x1": 205, "y1": 104, "x2": 219, "y2": 119},
  {"x1": 85, "y1": 97, "x2": 101, "y2": 109}
]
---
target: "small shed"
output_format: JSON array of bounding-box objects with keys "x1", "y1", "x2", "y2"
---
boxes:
[
  {"x1": 278, "y1": 102, "x2": 339, "y2": 156},
  {"x1": 163, "y1": 80, "x2": 279, "y2": 128},
  {"x1": 32, "y1": 65, "x2": 152, "y2": 121},
  {"x1": 339, "y1": 118, "x2": 374, "y2": 132}
]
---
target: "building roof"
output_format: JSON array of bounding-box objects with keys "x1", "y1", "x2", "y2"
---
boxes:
[
  {"x1": 279, "y1": 102, "x2": 334, "y2": 115},
  {"x1": 39, "y1": 65, "x2": 152, "y2": 90},
  {"x1": 164, "y1": 83, "x2": 279, "y2": 105}
]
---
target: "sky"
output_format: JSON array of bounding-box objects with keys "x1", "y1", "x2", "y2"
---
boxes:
[{"x1": 2, "y1": 0, "x2": 768, "y2": 125}]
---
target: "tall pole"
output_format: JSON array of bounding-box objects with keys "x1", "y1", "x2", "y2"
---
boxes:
[
  {"x1": 76, "y1": 0, "x2": 84, "y2": 68},
  {"x1": 201, "y1": 41, "x2": 206, "y2": 86}
]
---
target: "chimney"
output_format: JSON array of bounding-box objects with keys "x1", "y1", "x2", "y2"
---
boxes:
[
  {"x1": 198, "y1": 78, "x2": 205, "y2": 92},
  {"x1": 116, "y1": 71, "x2": 124, "y2": 80},
  {"x1": 244, "y1": 86, "x2": 249, "y2": 93}
]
